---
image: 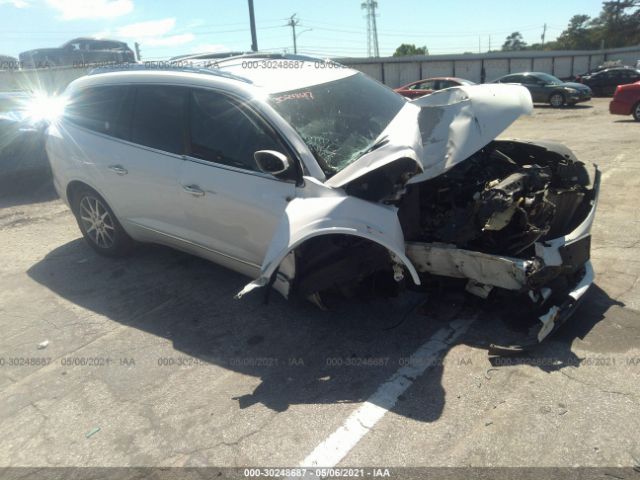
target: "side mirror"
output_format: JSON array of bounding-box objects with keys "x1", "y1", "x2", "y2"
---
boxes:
[{"x1": 254, "y1": 150, "x2": 290, "y2": 176}]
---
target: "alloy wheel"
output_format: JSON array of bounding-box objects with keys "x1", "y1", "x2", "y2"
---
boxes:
[
  {"x1": 78, "y1": 195, "x2": 116, "y2": 249},
  {"x1": 550, "y1": 93, "x2": 564, "y2": 108}
]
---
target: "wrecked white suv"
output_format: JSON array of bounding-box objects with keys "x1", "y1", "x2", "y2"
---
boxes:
[{"x1": 45, "y1": 56, "x2": 599, "y2": 348}]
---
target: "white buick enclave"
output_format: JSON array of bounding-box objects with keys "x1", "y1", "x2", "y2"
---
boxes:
[{"x1": 45, "y1": 55, "x2": 599, "y2": 349}]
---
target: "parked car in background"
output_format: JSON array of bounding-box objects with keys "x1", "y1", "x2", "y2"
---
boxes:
[
  {"x1": 394, "y1": 77, "x2": 475, "y2": 99},
  {"x1": 19, "y1": 38, "x2": 135, "y2": 69},
  {"x1": 0, "y1": 55, "x2": 18, "y2": 70},
  {"x1": 609, "y1": 81, "x2": 640, "y2": 121},
  {"x1": 0, "y1": 92, "x2": 49, "y2": 189},
  {"x1": 578, "y1": 67, "x2": 640, "y2": 96},
  {"x1": 44, "y1": 58, "x2": 599, "y2": 347},
  {"x1": 492, "y1": 72, "x2": 592, "y2": 108}
]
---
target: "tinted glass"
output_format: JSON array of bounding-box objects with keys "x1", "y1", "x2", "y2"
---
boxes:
[
  {"x1": 525, "y1": 76, "x2": 544, "y2": 85},
  {"x1": 533, "y1": 73, "x2": 562, "y2": 84},
  {"x1": 131, "y1": 85, "x2": 186, "y2": 155},
  {"x1": 503, "y1": 75, "x2": 524, "y2": 83},
  {"x1": 65, "y1": 85, "x2": 132, "y2": 139},
  {"x1": 189, "y1": 89, "x2": 281, "y2": 171},
  {"x1": 416, "y1": 81, "x2": 434, "y2": 89}
]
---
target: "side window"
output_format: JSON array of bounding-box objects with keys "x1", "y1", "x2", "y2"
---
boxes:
[
  {"x1": 65, "y1": 85, "x2": 132, "y2": 140},
  {"x1": 131, "y1": 85, "x2": 187, "y2": 155},
  {"x1": 188, "y1": 89, "x2": 282, "y2": 172},
  {"x1": 438, "y1": 80, "x2": 455, "y2": 89}
]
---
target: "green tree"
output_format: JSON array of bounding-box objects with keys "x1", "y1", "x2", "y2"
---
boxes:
[
  {"x1": 393, "y1": 43, "x2": 428, "y2": 57},
  {"x1": 502, "y1": 32, "x2": 528, "y2": 51},
  {"x1": 555, "y1": 14, "x2": 598, "y2": 49},
  {"x1": 589, "y1": 0, "x2": 640, "y2": 48}
]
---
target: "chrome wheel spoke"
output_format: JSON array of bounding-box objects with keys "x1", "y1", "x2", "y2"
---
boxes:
[
  {"x1": 79, "y1": 195, "x2": 115, "y2": 249},
  {"x1": 102, "y1": 228, "x2": 114, "y2": 243},
  {"x1": 95, "y1": 229, "x2": 104, "y2": 247}
]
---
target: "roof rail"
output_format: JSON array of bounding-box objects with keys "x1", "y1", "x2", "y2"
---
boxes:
[
  {"x1": 87, "y1": 62, "x2": 252, "y2": 84},
  {"x1": 214, "y1": 52, "x2": 331, "y2": 64}
]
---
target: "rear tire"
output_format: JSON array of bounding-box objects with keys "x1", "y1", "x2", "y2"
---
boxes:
[
  {"x1": 633, "y1": 101, "x2": 640, "y2": 122},
  {"x1": 549, "y1": 92, "x2": 565, "y2": 108},
  {"x1": 71, "y1": 186, "x2": 133, "y2": 257}
]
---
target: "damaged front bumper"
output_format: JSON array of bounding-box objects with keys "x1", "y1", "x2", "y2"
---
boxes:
[{"x1": 405, "y1": 165, "x2": 600, "y2": 349}]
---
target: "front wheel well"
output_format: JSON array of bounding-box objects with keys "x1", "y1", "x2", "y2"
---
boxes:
[{"x1": 291, "y1": 234, "x2": 407, "y2": 298}]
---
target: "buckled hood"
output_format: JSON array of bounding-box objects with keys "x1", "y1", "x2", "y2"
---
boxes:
[{"x1": 325, "y1": 83, "x2": 534, "y2": 189}]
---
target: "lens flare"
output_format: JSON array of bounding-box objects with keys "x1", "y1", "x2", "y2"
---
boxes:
[{"x1": 23, "y1": 92, "x2": 67, "y2": 124}]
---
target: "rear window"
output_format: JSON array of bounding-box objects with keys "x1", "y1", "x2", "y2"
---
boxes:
[
  {"x1": 65, "y1": 85, "x2": 132, "y2": 139},
  {"x1": 130, "y1": 85, "x2": 187, "y2": 155}
]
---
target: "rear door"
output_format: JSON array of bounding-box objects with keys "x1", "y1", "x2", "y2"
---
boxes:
[
  {"x1": 523, "y1": 75, "x2": 548, "y2": 103},
  {"x1": 71, "y1": 84, "x2": 188, "y2": 239},
  {"x1": 178, "y1": 88, "x2": 296, "y2": 268}
]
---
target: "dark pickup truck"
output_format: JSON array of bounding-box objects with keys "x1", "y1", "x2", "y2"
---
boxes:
[{"x1": 19, "y1": 38, "x2": 135, "y2": 69}]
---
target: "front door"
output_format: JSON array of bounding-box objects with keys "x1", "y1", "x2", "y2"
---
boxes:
[{"x1": 179, "y1": 88, "x2": 297, "y2": 269}]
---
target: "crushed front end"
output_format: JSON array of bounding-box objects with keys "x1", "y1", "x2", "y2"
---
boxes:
[{"x1": 397, "y1": 139, "x2": 599, "y2": 350}]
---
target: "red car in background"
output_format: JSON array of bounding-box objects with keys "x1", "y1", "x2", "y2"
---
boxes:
[
  {"x1": 394, "y1": 77, "x2": 475, "y2": 99},
  {"x1": 609, "y1": 81, "x2": 640, "y2": 121}
]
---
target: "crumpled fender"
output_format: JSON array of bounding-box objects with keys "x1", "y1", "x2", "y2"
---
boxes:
[{"x1": 236, "y1": 195, "x2": 421, "y2": 298}]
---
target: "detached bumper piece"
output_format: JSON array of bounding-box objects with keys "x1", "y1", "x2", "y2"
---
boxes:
[{"x1": 488, "y1": 261, "x2": 593, "y2": 355}]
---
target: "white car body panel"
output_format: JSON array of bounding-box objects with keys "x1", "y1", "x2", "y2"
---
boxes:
[
  {"x1": 178, "y1": 156, "x2": 295, "y2": 267},
  {"x1": 236, "y1": 192, "x2": 421, "y2": 299}
]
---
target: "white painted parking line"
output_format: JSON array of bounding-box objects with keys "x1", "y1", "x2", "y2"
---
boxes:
[{"x1": 291, "y1": 318, "x2": 473, "y2": 472}]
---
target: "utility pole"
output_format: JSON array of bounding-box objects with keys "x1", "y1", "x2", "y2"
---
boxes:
[
  {"x1": 488, "y1": 35, "x2": 491, "y2": 52},
  {"x1": 478, "y1": 36, "x2": 481, "y2": 53},
  {"x1": 134, "y1": 42, "x2": 141, "y2": 61},
  {"x1": 248, "y1": 0, "x2": 258, "y2": 52},
  {"x1": 541, "y1": 23, "x2": 547, "y2": 48},
  {"x1": 361, "y1": 0, "x2": 380, "y2": 57},
  {"x1": 287, "y1": 14, "x2": 300, "y2": 54}
]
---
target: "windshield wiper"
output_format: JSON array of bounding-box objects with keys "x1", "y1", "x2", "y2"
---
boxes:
[{"x1": 352, "y1": 135, "x2": 390, "y2": 162}]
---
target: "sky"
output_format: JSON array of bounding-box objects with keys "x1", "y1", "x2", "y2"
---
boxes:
[{"x1": 0, "y1": 0, "x2": 607, "y2": 60}]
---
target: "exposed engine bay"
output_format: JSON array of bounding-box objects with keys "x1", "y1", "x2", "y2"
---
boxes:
[
  {"x1": 238, "y1": 84, "x2": 599, "y2": 351},
  {"x1": 397, "y1": 140, "x2": 595, "y2": 257},
  {"x1": 284, "y1": 139, "x2": 598, "y2": 350}
]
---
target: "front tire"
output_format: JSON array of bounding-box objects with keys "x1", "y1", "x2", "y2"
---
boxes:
[
  {"x1": 72, "y1": 186, "x2": 133, "y2": 257},
  {"x1": 633, "y1": 101, "x2": 640, "y2": 122},
  {"x1": 549, "y1": 92, "x2": 565, "y2": 108}
]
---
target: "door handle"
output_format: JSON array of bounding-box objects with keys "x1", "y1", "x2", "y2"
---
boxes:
[
  {"x1": 182, "y1": 184, "x2": 205, "y2": 197},
  {"x1": 108, "y1": 165, "x2": 128, "y2": 175}
]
